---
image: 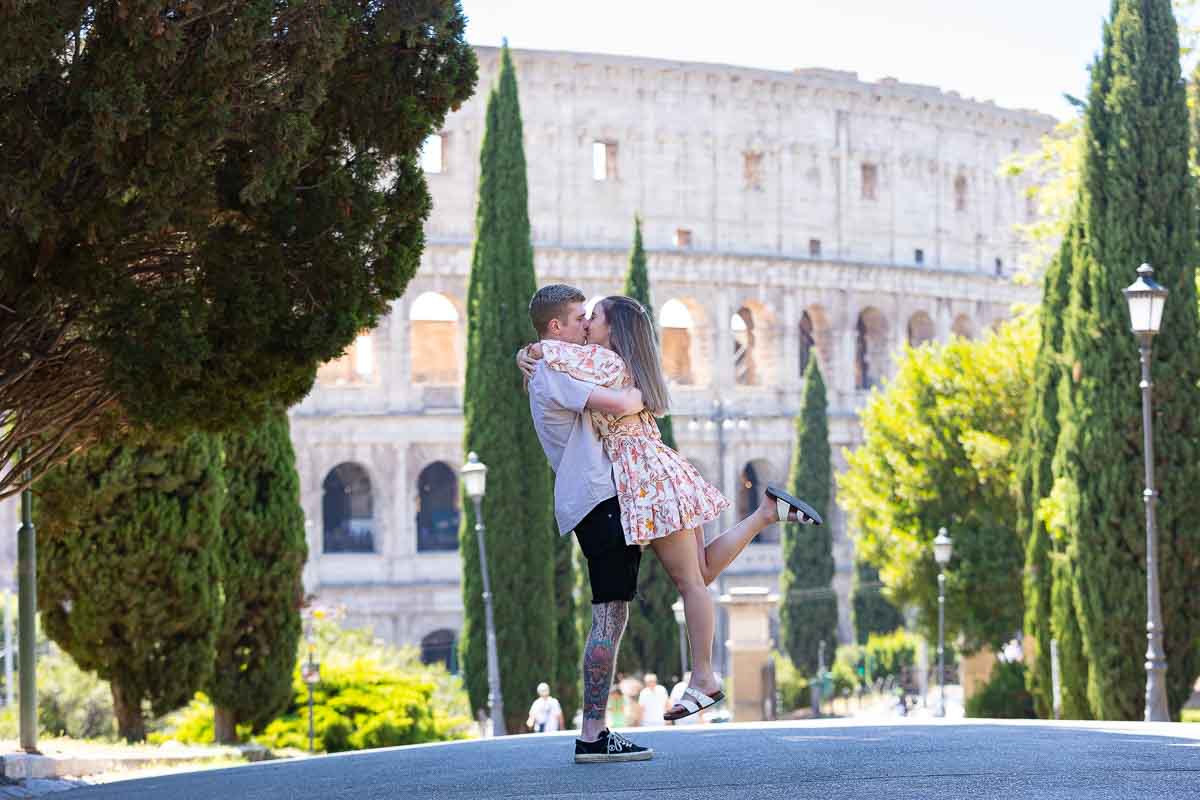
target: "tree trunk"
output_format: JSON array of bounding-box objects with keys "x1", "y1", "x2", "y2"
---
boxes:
[
  {"x1": 213, "y1": 706, "x2": 239, "y2": 744},
  {"x1": 111, "y1": 682, "x2": 145, "y2": 743}
]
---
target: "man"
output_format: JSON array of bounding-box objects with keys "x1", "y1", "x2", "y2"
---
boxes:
[
  {"x1": 523, "y1": 284, "x2": 654, "y2": 764},
  {"x1": 527, "y1": 682, "x2": 565, "y2": 733},
  {"x1": 637, "y1": 673, "x2": 670, "y2": 727}
]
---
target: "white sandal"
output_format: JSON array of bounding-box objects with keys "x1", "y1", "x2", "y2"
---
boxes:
[{"x1": 664, "y1": 686, "x2": 725, "y2": 722}]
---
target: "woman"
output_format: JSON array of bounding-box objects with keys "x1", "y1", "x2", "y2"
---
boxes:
[{"x1": 525, "y1": 295, "x2": 821, "y2": 721}]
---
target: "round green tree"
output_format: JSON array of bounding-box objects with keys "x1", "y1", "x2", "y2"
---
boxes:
[
  {"x1": 0, "y1": 1, "x2": 477, "y2": 498},
  {"x1": 851, "y1": 561, "x2": 904, "y2": 645},
  {"x1": 36, "y1": 430, "x2": 226, "y2": 741},
  {"x1": 210, "y1": 409, "x2": 308, "y2": 743}
]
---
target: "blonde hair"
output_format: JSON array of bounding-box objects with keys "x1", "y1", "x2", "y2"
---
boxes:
[{"x1": 600, "y1": 296, "x2": 671, "y2": 416}]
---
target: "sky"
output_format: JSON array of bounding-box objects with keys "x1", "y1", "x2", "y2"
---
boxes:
[{"x1": 459, "y1": 0, "x2": 1189, "y2": 121}]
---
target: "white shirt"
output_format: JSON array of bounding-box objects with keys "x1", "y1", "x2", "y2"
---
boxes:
[
  {"x1": 528, "y1": 362, "x2": 617, "y2": 535},
  {"x1": 528, "y1": 696, "x2": 562, "y2": 732},
  {"x1": 638, "y1": 684, "x2": 670, "y2": 726}
]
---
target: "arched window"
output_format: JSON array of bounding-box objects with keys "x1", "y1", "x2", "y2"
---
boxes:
[
  {"x1": 317, "y1": 332, "x2": 377, "y2": 386},
  {"x1": 737, "y1": 459, "x2": 778, "y2": 544},
  {"x1": 421, "y1": 629, "x2": 457, "y2": 672},
  {"x1": 907, "y1": 312, "x2": 936, "y2": 347},
  {"x1": 855, "y1": 308, "x2": 888, "y2": 391},
  {"x1": 660, "y1": 299, "x2": 694, "y2": 384},
  {"x1": 799, "y1": 311, "x2": 815, "y2": 376},
  {"x1": 417, "y1": 461, "x2": 460, "y2": 552},
  {"x1": 323, "y1": 463, "x2": 375, "y2": 553},
  {"x1": 732, "y1": 307, "x2": 757, "y2": 385},
  {"x1": 411, "y1": 292, "x2": 460, "y2": 385}
]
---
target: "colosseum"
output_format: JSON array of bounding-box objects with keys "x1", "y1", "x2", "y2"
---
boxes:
[{"x1": 0, "y1": 46, "x2": 1052, "y2": 672}]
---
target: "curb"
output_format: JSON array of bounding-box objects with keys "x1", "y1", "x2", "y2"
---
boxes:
[{"x1": 0, "y1": 744, "x2": 270, "y2": 780}]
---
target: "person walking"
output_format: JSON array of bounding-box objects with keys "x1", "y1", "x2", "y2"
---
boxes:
[
  {"x1": 527, "y1": 682, "x2": 565, "y2": 733},
  {"x1": 519, "y1": 293, "x2": 822, "y2": 724}
]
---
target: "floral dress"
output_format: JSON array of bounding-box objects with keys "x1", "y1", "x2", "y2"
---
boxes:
[{"x1": 540, "y1": 341, "x2": 729, "y2": 546}]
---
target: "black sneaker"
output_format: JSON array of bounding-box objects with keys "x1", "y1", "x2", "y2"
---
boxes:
[{"x1": 574, "y1": 729, "x2": 654, "y2": 763}]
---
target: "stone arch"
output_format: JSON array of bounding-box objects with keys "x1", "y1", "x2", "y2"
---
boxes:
[
  {"x1": 799, "y1": 305, "x2": 833, "y2": 379},
  {"x1": 660, "y1": 298, "x2": 695, "y2": 385},
  {"x1": 907, "y1": 311, "x2": 936, "y2": 347},
  {"x1": 660, "y1": 297, "x2": 712, "y2": 386},
  {"x1": 737, "y1": 458, "x2": 780, "y2": 544},
  {"x1": 732, "y1": 300, "x2": 778, "y2": 387},
  {"x1": 854, "y1": 307, "x2": 889, "y2": 391},
  {"x1": 951, "y1": 314, "x2": 976, "y2": 340},
  {"x1": 410, "y1": 291, "x2": 462, "y2": 385},
  {"x1": 316, "y1": 331, "x2": 378, "y2": 386},
  {"x1": 416, "y1": 461, "x2": 460, "y2": 552},
  {"x1": 322, "y1": 462, "x2": 375, "y2": 553},
  {"x1": 420, "y1": 628, "x2": 457, "y2": 671}
]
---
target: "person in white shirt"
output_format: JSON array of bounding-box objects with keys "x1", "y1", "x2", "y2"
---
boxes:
[
  {"x1": 637, "y1": 673, "x2": 670, "y2": 727},
  {"x1": 527, "y1": 682, "x2": 564, "y2": 733}
]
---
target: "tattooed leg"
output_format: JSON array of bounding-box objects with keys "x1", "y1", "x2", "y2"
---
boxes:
[{"x1": 580, "y1": 600, "x2": 628, "y2": 742}]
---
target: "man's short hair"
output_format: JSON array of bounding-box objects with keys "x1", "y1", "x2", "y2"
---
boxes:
[{"x1": 529, "y1": 284, "x2": 586, "y2": 336}]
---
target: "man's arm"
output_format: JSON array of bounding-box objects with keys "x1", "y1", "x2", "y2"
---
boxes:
[{"x1": 586, "y1": 386, "x2": 643, "y2": 417}]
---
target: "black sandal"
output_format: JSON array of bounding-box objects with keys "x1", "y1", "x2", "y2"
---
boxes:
[{"x1": 765, "y1": 484, "x2": 823, "y2": 525}]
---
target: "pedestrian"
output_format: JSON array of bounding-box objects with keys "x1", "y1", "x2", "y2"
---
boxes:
[
  {"x1": 638, "y1": 673, "x2": 670, "y2": 727},
  {"x1": 519, "y1": 293, "x2": 822, "y2": 724},
  {"x1": 526, "y1": 682, "x2": 565, "y2": 733}
]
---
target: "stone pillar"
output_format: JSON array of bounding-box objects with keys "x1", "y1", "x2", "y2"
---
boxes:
[{"x1": 719, "y1": 586, "x2": 777, "y2": 722}]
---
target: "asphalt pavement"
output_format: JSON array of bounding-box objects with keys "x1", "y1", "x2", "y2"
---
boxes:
[{"x1": 59, "y1": 719, "x2": 1200, "y2": 800}]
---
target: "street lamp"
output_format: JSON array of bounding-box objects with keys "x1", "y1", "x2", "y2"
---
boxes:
[
  {"x1": 461, "y1": 453, "x2": 506, "y2": 736},
  {"x1": 933, "y1": 527, "x2": 953, "y2": 719},
  {"x1": 1123, "y1": 263, "x2": 1170, "y2": 723},
  {"x1": 671, "y1": 598, "x2": 688, "y2": 678}
]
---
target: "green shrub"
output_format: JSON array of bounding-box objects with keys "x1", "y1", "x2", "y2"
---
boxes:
[
  {"x1": 965, "y1": 660, "x2": 1035, "y2": 719},
  {"x1": 773, "y1": 651, "x2": 810, "y2": 713},
  {"x1": 38, "y1": 647, "x2": 118, "y2": 740},
  {"x1": 862, "y1": 628, "x2": 919, "y2": 681}
]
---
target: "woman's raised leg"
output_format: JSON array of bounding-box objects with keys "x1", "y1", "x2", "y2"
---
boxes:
[{"x1": 651, "y1": 528, "x2": 721, "y2": 697}]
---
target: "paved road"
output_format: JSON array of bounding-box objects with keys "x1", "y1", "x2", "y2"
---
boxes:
[{"x1": 63, "y1": 719, "x2": 1200, "y2": 799}]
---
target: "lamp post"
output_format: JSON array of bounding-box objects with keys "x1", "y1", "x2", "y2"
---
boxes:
[
  {"x1": 16, "y1": 457, "x2": 36, "y2": 753},
  {"x1": 671, "y1": 599, "x2": 688, "y2": 678},
  {"x1": 1123, "y1": 263, "x2": 1170, "y2": 723},
  {"x1": 461, "y1": 452, "x2": 506, "y2": 736},
  {"x1": 933, "y1": 527, "x2": 953, "y2": 719},
  {"x1": 300, "y1": 610, "x2": 322, "y2": 753}
]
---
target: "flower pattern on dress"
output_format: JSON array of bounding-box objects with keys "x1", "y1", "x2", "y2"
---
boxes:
[{"x1": 540, "y1": 340, "x2": 730, "y2": 546}]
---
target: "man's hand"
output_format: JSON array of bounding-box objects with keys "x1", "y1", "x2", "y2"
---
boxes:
[
  {"x1": 516, "y1": 345, "x2": 538, "y2": 379},
  {"x1": 587, "y1": 386, "x2": 643, "y2": 417}
]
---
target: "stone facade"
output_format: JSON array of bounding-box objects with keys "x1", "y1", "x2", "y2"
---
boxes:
[{"x1": 1, "y1": 46, "x2": 1051, "y2": 668}]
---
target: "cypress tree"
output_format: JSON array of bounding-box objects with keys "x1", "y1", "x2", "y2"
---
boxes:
[
  {"x1": 459, "y1": 44, "x2": 558, "y2": 733},
  {"x1": 1054, "y1": 0, "x2": 1200, "y2": 719},
  {"x1": 779, "y1": 358, "x2": 838, "y2": 674},
  {"x1": 614, "y1": 215, "x2": 683, "y2": 680},
  {"x1": 36, "y1": 430, "x2": 225, "y2": 741},
  {"x1": 1016, "y1": 223, "x2": 1090, "y2": 718},
  {"x1": 210, "y1": 409, "x2": 308, "y2": 743},
  {"x1": 851, "y1": 561, "x2": 905, "y2": 645},
  {"x1": 552, "y1": 536, "x2": 580, "y2": 725}
]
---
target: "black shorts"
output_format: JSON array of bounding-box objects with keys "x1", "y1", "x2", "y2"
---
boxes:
[{"x1": 574, "y1": 496, "x2": 642, "y2": 604}]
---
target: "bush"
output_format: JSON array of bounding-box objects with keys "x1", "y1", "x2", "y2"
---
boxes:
[
  {"x1": 773, "y1": 651, "x2": 810, "y2": 713},
  {"x1": 862, "y1": 628, "x2": 919, "y2": 682},
  {"x1": 965, "y1": 660, "x2": 1035, "y2": 719},
  {"x1": 38, "y1": 647, "x2": 118, "y2": 740},
  {"x1": 156, "y1": 613, "x2": 472, "y2": 751}
]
